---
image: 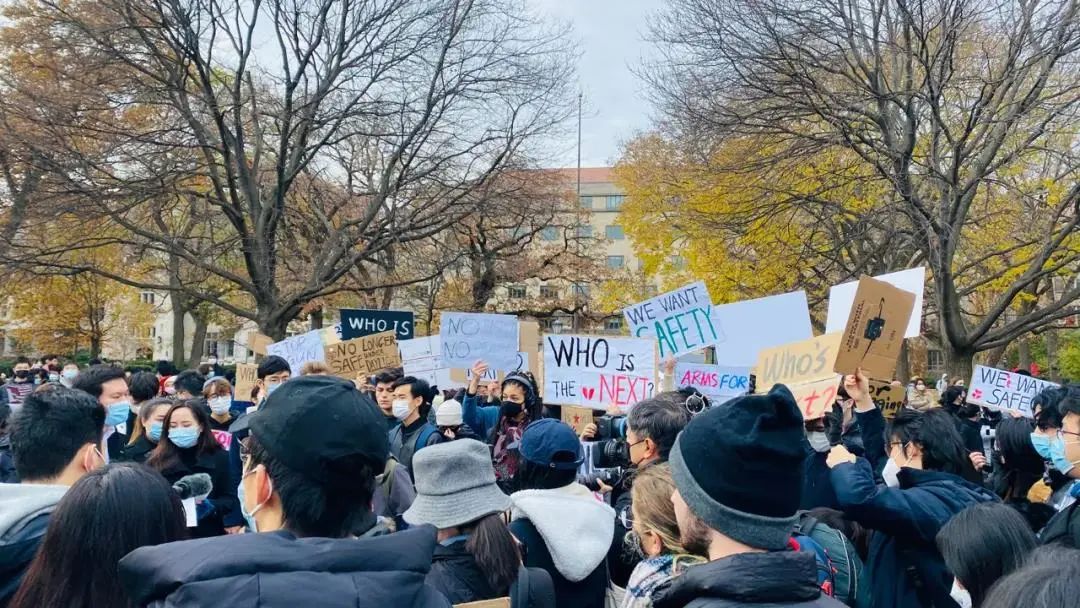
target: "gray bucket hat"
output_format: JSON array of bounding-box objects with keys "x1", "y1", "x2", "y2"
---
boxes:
[{"x1": 403, "y1": 439, "x2": 511, "y2": 529}]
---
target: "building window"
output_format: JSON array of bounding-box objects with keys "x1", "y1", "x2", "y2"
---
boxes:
[
  {"x1": 140, "y1": 291, "x2": 156, "y2": 305},
  {"x1": 225, "y1": 340, "x2": 235, "y2": 358},
  {"x1": 579, "y1": 196, "x2": 593, "y2": 209},
  {"x1": 204, "y1": 331, "x2": 220, "y2": 358},
  {"x1": 577, "y1": 225, "x2": 593, "y2": 238},
  {"x1": 541, "y1": 226, "x2": 558, "y2": 241},
  {"x1": 540, "y1": 285, "x2": 559, "y2": 299},
  {"x1": 607, "y1": 255, "x2": 625, "y2": 270},
  {"x1": 605, "y1": 317, "x2": 623, "y2": 332},
  {"x1": 605, "y1": 195, "x2": 625, "y2": 211},
  {"x1": 572, "y1": 283, "x2": 590, "y2": 298},
  {"x1": 670, "y1": 255, "x2": 687, "y2": 269},
  {"x1": 927, "y1": 350, "x2": 945, "y2": 374},
  {"x1": 508, "y1": 285, "x2": 527, "y2": 299},
  {"x1": 605, "y1": 225, "x2": 625, "y2": 240}
]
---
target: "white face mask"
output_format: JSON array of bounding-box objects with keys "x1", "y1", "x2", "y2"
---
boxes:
[
  {"x1": 392, "y1": 399, "x2": 413, "y2": 421},
  {"x1": 209, "y1": 397, "x2": 231, "y2": 415},
  {"x1": 883, "y1": 458, "x2": 902, "y2": 488},
  {"x1": 807, "y1": 431, "x2": 831, "y2": 453},
  {"x1": 950, "y1": 579, "x2": 972, "y2": 608}
]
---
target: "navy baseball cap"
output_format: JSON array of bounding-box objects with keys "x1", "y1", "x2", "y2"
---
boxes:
[
  {"x1": 247, "y1": 375, "x2": 388, "y2": 484},
  {"x1": 520, "y1": 418, "x2": 584, "y2": 470}
]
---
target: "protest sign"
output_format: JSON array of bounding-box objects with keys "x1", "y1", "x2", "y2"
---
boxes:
[
  {"x1": 561, "y1": 405, "x2": 594, "y2": 435},
  {"x1": 320, "y1": 323, "x2": 342, "y2": 346},
  {"x1": 833, "y1": 277, "x2": 916, "y2": 381},
  {"x1": 710, "y1": 291, "x2": 813, "y2": 367},
  {"x1": 248, "y1": 333, "x2": 273, "y2": 356},
  {"x1": 543, "y1": 334, "x2": 656, "y2": 410},
  {"x1": 968, "y1": 365, "x2": 1059, "y2": 417},
  {"x1": 451, "y1": 320, "x2": 540, "y2": 383},
  {"x1": 623, "y1": 281, "x2": 721, "y2": 359},
  {"x1": 755, "y1": 334, "x2": 843, "y2": 388},
  {"x1": 340, "y1": 309, "x2": 415, "y2": 341},
  {"x1": 234, "y1": 363, "x2": 259, "y2": 402},
  {"x1": 267, "y1": 329, "x2": 324, "y2": 377},
  {"x1": 440, "y1": 312, "x2": 519, "y2": 371},
  {"x1": 398, "y1": 335, "x2": 456, "y2": 388},
  {"x1": 788, "y1": 375, "x2": 843, "y2": 420},
  {"x1": 826, "y1": 267, "x2": 925, "y2": 338},
  {"x1": 871, "y1": 381, "x2": 906, "y2": 419},
  {"x1": 325, "y1": 331, "x2": 401, "y2": 380},
  {"x1": 674, "y1": 362, "x2": 751, "y2": 401}
]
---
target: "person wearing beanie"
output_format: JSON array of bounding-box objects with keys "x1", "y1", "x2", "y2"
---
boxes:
[
  {"x1": 435, "y1": 399, "x2": 480, "y2": 441},
  {"x1": 652, "y1": 385, "x2": 844, "y2": 608},
  {"x1": 827, "y1": 373, "x2": 998, "y2": 608},
  {"x1": 117, "y1": 375, "x2": 451, "y2": 608},
  {"x1": 509, "y1": 418, "x2": 614, "y2": 608},
  {"x1": 406, "y1": 439, "x2": 543, "y2": 603}
]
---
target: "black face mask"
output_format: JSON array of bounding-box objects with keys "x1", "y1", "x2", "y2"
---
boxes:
[
  {"x1": 14, "y1": 370, "x2": 29, "y2": 380},
  {"x1": 500, "y1": 401, "x2": 523, "y2": 419}
]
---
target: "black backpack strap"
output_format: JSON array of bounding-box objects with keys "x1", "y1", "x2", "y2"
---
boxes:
[
  {"x1": 793, "y1": 510, "x2": 819, "y2": 536},
  {"x1": 511, "y1": 565, "x2": 556, "y2": 608}
]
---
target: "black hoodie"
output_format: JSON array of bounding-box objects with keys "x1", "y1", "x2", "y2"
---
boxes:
[{"x1": 653, "y1": 550, "x2": 845, "y2": 608}]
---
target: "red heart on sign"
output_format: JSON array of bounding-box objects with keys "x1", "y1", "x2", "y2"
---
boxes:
[
  {"x1": 582, "y1": 387, "x2": 596, "y2": 401},
  {"x1": 971, "y1": 389, "x2": 983, "y2": 400}
]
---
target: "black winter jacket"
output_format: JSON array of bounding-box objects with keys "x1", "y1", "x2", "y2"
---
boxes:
[
  {"x1": 653, "y1": 550, "x2": 845, "y2": 608},
  {"x1": 426, "y1": 539, "x2": 501, "y2": 604},
  {"x1": 119, "y1": 526, "x2": 452, "y2": 608},
  {"x1": 154, "y1": 447, "x2": 237, "y2": 538}
]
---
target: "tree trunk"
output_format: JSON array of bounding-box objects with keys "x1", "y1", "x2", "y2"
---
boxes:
[
  {"x1": 90, "y1": 334, "x2": 101, "y2": 359},
  {"x1": 1018, "y1": 337, "x2": 1032, "y2": 372},
  {"x1": 1046, "y1": 329, "x2": 1060, "y2": 381},
  {"x1": 171, "y1": 303, "x2": 187, "y2": 367},
  {"x1": 944, "y1": 345, "x2": 975, "y2": 386},
  {"x1": 189, "y1": 315, "x2": 207, "y2": 366},
  {"x1": 895, "y1": 340, "x2": 911, "y2": 383},
  {"x1": 308, "y1": 308, "x2": 324, "y2": 331}
]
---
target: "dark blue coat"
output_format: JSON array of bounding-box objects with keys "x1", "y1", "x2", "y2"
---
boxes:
[
  {"x1": 461, "y1": 392, "x2": 500, "y2": 440},
  {"x1": 831, "y1": 460, "x2": 998, "y2": 608},
  {"x1": 118, "y1": 526, "x2": 452, "y2": 608},
  {"x1": 802, "y1": 408, "x2": 886, "y2": 510}
]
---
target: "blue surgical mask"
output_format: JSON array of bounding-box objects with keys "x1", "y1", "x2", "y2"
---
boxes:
[
  {"x1": 238, "y1": 477, "x2": 257, "y2": 532},
  {"x1": 169, "y1": 427, "x2": 201, "y2": 449},
  {"x1": 1050, "y1": 435, "x2": 1080, "y2": 475},
  {"x1": 1031, "y1": 432, "x2": 1052, "y2": 460},
  {"x1": 147, "y1": 421, "x2": 163, "y2": 443},
  {"x1": 105, "y1": 401, "x2": 131, "y2": 427},
  {"x1": 62, "y1": 369, "x2": 78, "y2": 380},
  {"x1": 266, "y1": 382, "x2": 282, "y2": 397}
]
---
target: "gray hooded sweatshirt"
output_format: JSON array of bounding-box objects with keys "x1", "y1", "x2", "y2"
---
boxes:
[{"x1": 0, "y1": 483, "x2": 67, "y2": 606}]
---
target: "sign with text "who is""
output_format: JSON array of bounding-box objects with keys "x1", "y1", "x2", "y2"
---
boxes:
[
  {"x1": 544, "y1": 334, "x2": 657, "y2": 411},
  {"x1": 967, "y1": 365, "x2": 1059, "y2": 418},
  {"x1": 340, "y1": 309, "x2": 414, "y2": 341},
  {"x1": 624, "y1": 281, "x2": 721, "y2": 359}
]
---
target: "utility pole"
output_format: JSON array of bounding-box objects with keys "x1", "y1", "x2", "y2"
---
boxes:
[{"x1": 573, "y1": 91, "x2": 583, "y2": 332}]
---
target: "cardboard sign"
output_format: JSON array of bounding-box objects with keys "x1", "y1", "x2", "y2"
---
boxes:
[
  {"x1": 266, "y1": 329, "x2": 325, "y2": 377},
  {"x1": 871, "y1": 381, "x2": 907, "y2": 419},
  {"x1": 325, "y1": 331, "x2": 401, "y2": 380},
  {"x1": 543, "y1": 334, "x2": 657, "y2": 411},
  {"x1": 561, "y1": 405, "x2": 595, "y2": 435},
  {"x1": 755, "y1": 334, "x2": 843, "y2": 388},
  {"x1": 674, "y1": 362, "x2": 751, "y2": 401},
  {"x1": 440, "y1": 312, "x2": 519, "y2": 371},
  {"x1": 833, "y1": 277, "x2": 916, "y2": 380},
  {"x1": 623, "y1": 281, "x2": 721, "y2": 359},
  {"x1": 234, "y1": 363, "x2": 259, "y2": 402},
  {"x1": 787, "y1": 375, "x2": 843, "y2": 420},
  {"x1": 968, "y1": 365, "x2": 1059, "y2": 417},
  {"x1": 249, "y1": 333, "x2": 273, "y2": 356},
  {"x1": 826, "y1": 267, "x2": 926, "y2": 338},
  {"x1": 710, "y1": 291, "x2": 814, "y2": 367},
  {"x1": 340, "y1": 309, "x2": 415, "y2": 341}
]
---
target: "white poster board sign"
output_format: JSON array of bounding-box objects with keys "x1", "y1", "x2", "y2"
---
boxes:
[
  {"x1": 440, "y1": 312, "x2": 519, "y2": 371},
  {"x1": 623, "y1": 281, "x2": 721, "y2": 359},
  {"x1": 968, "y1": 365, "x2": 1059, "y2": 418},
  {"x1": 543, "y1": 334, "x2": 656, "y2": 411},
  {"x1": 398, "y1": 336, "x2": 456, "y2": 389},
  {"x1": 266, "y1": 329, "x2": 324, "y2": 377},
  {"x1": 673, "y1": 362, "x2": 751, "y2": 401},
  {"x1": 826, "y1": 267, "x2": 926, "y2": 338},
  {"x1": 710, "y1": 291, "x2": 814, "y2": 367}
]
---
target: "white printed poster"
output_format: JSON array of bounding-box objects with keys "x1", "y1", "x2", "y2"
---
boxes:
[
  {"x1": 623, "y1": 281, "x2": 721, "y2": 359},
  {"x1": 398, "y1": 336, "x2": 456, "y2": 388},
  {"x1": 673, "y1": 363, "x2": 751, "y2": 401},
  {"x1": 266, "y1": 329, "x2": 324, "y2": 377},
  {"x1": 710, "y1": 291, "x2": 814, "y2": 367},
  {"x1": 543, "y1": 334, "x2": 657, "y2": 411},
  {"x1": 440, "y1": 312, "x2": 519, "y2": 371},
  {"x1": 967, "y1": 365, "x2": 1059, "y2": 418},
  {"x1": 826, "y1": 267, "x2": 926, "y2": 338}
]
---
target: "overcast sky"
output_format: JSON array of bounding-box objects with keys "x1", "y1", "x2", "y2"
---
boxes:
[{"x1": 534, "y1": 0, "x2": 659, "y2": 169}]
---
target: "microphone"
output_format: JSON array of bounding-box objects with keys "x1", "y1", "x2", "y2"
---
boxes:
[{"x1": 172, "y1": 473, "x2": 213, "y2": 500}]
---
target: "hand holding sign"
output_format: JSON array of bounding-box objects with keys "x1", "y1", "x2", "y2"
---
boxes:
[
  {"x1": 469, "y1": 360, "x2": 489, "y2": 394},
  {"x1": 843, "y1": 368, "x2": 873, "y2": 410}
]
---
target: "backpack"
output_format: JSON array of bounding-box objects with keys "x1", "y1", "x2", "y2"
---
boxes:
[
  {"x1": 510, "y1": 565, "x2": 556, "y2": 608},
  {"x1": 791, "y1": 533, "x2": 836, "y2": 599},
  {"x1": 793, "y1": 512, "x2": 868, "y2": 607},
  {"x1": 415, "y1": 423, "x2": 440, "y2": 453}
]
